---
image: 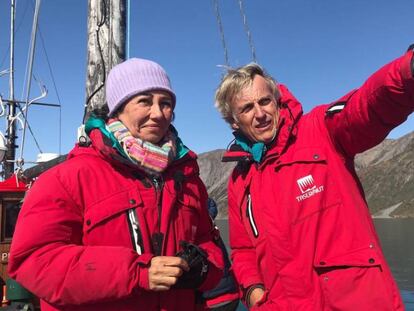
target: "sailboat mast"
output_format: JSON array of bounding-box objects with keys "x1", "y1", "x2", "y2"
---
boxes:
[
  {"x1": 4, "y1": 0, "x2": 17, "y2": 179},
  {"x1": 84, "y1": 0, "x2": 126, "y2": 122},
  {"x1": 4, "y1": 0, "x2": 42, "y2": 179},
  {"x1": 19, "y1": 0, "x2": 41, "y2": 165}
]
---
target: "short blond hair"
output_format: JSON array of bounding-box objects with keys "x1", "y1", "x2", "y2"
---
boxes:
[{"x1": 215, "y1": 63, "x2": 280, "y2": 125}]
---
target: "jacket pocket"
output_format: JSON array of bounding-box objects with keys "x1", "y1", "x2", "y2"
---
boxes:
[
  {"x1": 275, "y1": 147, "x2": 341, "y2": 225},
  {"x1": 84, "y1": 188, "x2": 142, "y2": 234},
  {"x1": 314, "y1": 245, "x2": 382, "y2": 269},
  {"x1": 175, "y1": 193, "x2": 200, "y2": 242},
  {"x1": 314, "y1": 247, "x2": 394, "y2": 310}
]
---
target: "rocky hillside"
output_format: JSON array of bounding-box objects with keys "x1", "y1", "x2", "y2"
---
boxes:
[
  {"x1": 197, "y1": 149, "x2": 236, "y2": 219},
  {"x1": 355, "y1": 132, "x2": 414, "y2": 218},
  {"x1": 198, "y1": 131, "x2": 414, "y2": 219}
]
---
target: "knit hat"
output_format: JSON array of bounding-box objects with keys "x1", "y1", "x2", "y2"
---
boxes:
[{"x1": 106, "y1": 58, "x2": 176, "y2": 116}]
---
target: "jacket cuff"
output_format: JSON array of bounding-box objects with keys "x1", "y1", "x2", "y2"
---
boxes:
[
  {"x1": 407, "y1": 43, "x2": 414, "y2": 72},
  {"x1": 411, "y1": 49, "x2": 414, "y2": 78},
  {"x1": 137, "y1": 253, "x2": 154, "y2": 290},
  {"x1": 243, "y1": 283, "x2": 265, "y2": 307},
  {"x1": 410, "y1": 48, "x2": 414, "y2": 77},
  {"x1": 240, "y1": 276, "x2": 264, "y2": 293},
  {"x1": 401, "y1": 49, "x2": 414, "y2": 81}
]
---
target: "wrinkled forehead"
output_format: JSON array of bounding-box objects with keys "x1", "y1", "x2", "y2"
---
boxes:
[
  {"x1": 233, "y1": 76, "x2": 274, "y2": 103},
  {"x1": 230, "y1": 79, "x2": 254, "y2": 104}
]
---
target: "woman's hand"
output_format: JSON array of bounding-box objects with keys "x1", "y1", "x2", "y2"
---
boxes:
[{"x1": 148, "y1": 256, "x2": 189, "y2": 291}]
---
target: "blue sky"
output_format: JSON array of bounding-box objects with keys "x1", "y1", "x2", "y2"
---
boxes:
[{"x1": 0, "y1": 0, "x2": 413, "y2": 166}]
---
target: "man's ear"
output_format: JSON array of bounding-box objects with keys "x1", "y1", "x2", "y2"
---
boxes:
[{"x1": 231, "y1": 121, "x2": 239, "y2": 130}]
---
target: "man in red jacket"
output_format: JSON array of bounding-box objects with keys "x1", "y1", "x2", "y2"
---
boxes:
[{"x1": 214, "y1": 46, "x2": 414, "y2": 310}]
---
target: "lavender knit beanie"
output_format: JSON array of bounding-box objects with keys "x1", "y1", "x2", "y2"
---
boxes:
[{"x1": 106, "y1": 58, "x2": 176, "y2": 116}]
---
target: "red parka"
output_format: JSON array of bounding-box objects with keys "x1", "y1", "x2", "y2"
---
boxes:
[
  {"x1": 8, "y1": 129, "x2": 224, "y2": 311},
  {"x1": 224, "y1": 51, "x2": 414, "y2": 310}
]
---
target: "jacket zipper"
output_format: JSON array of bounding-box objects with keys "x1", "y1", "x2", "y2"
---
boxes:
[
  {"x1": 152, "y1": 176, "x2": 163, "y2": 232},
  {"x1": 152, "y1": 176, "x2": 164, "y2": 256},
  {"x1": 127, "y1": 208, "x2": 144, "y2": 255},
  {"x1": 246, "y1": 193, "x2": 259, "y2": 238}
]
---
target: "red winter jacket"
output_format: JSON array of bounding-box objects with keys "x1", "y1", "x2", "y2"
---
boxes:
[
  {"x1": 224, "y1": 51, "x2": 414, "y2": 310},
  {"x1": 8, "y1": 129, "x2": 223, "y2": 311}
]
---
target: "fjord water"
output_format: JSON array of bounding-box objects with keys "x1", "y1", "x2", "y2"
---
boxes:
[
  {"x1": 216, "y1": 218, "x2": 414, "y2": 310},
  {"x1": 373, "y1": 219, "x2": 414, "y2": 310}
]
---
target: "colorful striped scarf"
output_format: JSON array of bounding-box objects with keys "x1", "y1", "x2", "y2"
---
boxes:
[{"x1": 107, "y1": 119, "x2": 177, "y2": 176}]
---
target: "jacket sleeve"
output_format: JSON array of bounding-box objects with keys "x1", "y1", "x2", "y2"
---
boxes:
[
  {"x1": 227, "y1": 178, "x2": 263, "y2": 298},
  {"x1": 7, "y1": 172, "x2": 152, "y2": 306},
  {"x1": 193, "y1": 176, "x2": 224, "y2": 292},
  {"x1": 325, "y1": 50, "x2": 414, "y2": 158}
]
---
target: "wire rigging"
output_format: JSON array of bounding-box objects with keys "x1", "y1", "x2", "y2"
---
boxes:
[
  {"x1": 0, "y1": 0, "x2": 30, "y2": 69},
  {"x1": 212, "y1": 0, "x2": 258, "y2": 67},
  {"x1": 12, "y1": 0, "x2": 60, "y2": 159},
  {"x1": 212, "y1": 0, "x2": 230, "y2": 67},
  {"x1": 4, "y1": 80, "x2": 46, "y2": 156},
  {"x1": 34, "y1": 18, "x2": 63, "y2": 155},
  {"x1": 237, "y1": 0, "x2": 257, "y2": 63},
  {"x1": 14, "y1": 79, "x2": 47, "y2": 154}
]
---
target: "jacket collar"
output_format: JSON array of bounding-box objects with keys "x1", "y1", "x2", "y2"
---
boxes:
[{"x1": 222, "y1": 84, "x2": 303, "y2": 164}]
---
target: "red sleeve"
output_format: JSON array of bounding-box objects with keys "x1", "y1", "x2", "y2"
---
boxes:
[
  {"x1": 228, "y1": 178, "x2": 263, "y2": 293},
  {"x1": 7, "y1": 172, "x2": 151, "y2": 306},
  {"x1": 325, "y1": 50, "x2": 414, "y2": 157}
]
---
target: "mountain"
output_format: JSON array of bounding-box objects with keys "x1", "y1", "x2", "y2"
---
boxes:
[
  {"x1": 198, "y1": 131, "x2": 414, "y2": 219},
  {"x1": 355, "y1": 132, "x2": 414, "y2": 218},
  {"x1": 197, "y1": 149, "x2": 236, "y2": 219}
]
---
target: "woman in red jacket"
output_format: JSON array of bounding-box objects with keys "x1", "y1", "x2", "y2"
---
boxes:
[{"x1": 8, "y1": 58, "x2": 224, "y2": 311}]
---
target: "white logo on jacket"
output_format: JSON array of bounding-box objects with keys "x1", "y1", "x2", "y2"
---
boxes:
[{"x1": 296, "y1": 175, "x2": 324, "y2": 202}]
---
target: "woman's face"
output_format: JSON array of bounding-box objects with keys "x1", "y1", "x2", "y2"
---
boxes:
[{"x1": 117, "y1": 90, "x2": 174, "y2": 144}]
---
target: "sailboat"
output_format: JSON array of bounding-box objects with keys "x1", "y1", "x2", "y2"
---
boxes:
[
  {"x1": 0, "y1": 1, "x2": 61, "y2": 307},
  {"x1": 0, "y1": 0, "x2": 126, "y2": 308}
]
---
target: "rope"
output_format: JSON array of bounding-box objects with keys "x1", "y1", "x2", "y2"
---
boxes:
[
  {"x1": 212, "y1": 0, "x2": 230, "y2": 67},
  {"x1": 237, "y1": 0, "x2": 257, "y2": 63}
]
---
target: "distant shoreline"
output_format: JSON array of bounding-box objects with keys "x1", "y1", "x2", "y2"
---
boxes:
[{"x1": 372, "y1": 202, "x2": 403, "y2": 219}]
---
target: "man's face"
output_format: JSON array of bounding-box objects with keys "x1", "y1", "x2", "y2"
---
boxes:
[{"x1": 230, "y1": 75, "x2": 279, "y2": 144}]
